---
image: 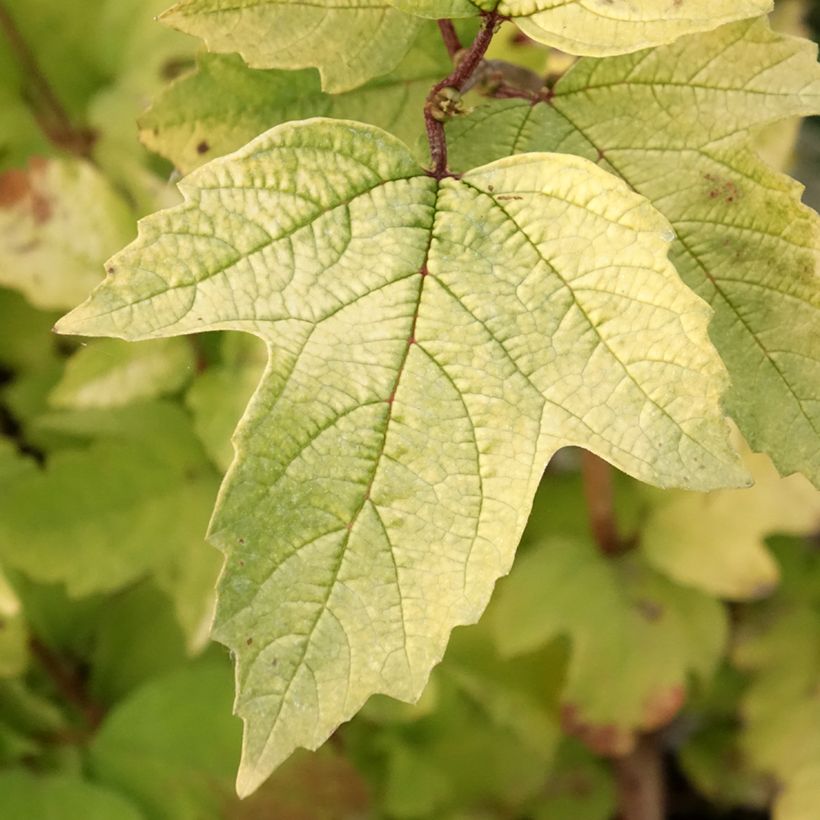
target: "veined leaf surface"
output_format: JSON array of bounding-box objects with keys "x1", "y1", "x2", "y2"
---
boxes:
[
  {"x1": 57, "y1": 119, "x2": 745, "y2": 793},
  {"x1": 392, "y1": 0, "x2": 771, "y2": 55},
  {"x1": 160, "y1": 0, "x2": 422, "y2": 93},
  {"x1": 448, "y1": 18, "x2": 820, "y2": 485}
]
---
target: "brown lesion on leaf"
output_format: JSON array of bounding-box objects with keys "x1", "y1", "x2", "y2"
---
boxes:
[
  {"x1": 704, "y1": 172, "x2": 742, "y2": 204},
  {"x1": 0, "y1": 157, "x2": 52, "y2": 224}
]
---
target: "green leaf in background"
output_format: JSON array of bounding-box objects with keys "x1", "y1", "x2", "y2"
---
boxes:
[
  {"x1": 0, "y1": 770, "x2": 144, "y2": 820},
  {"x1": 140, "y1": 21, "x2": 459, "y2": 174},
  {"x1": 50, "y1": 338, "x2": 195, "y2": 409},
  {"x1": 185, "y1": 334, "x2": 266, "y2": 472},
  {"x1": 732, "y1": 538, "x2": 820, "y2": 820},
  {"x1": 0, "y1": 568, "x2": 26, "y2": 679},
  {"x1": 392, "y1": 0, "x2": 771, "y2": 55},
  {"x1": 0, "y1": 157, "x2": 134, "y2": 310},
  {"x1": 640, "y1": 435, "x2": 820, "y2": 600},
  {"x1": 88, "y1": 659, "x2": 240, "y2": 820},
  {"x1": 448, "y1": 17, "x2": 820, "y2": 486},
  {"x1": 56, "y1": 117, "x2": 746, "y2": 792},
  {"x1": 159, "y1": 0, "x2": 423, "y2": 93},
  {"x1": 491, "y1": 475, "x2": 727, "y2": 755},
  {"x1": 0, "y1": 403, "x2": 218, "y2": 607}
]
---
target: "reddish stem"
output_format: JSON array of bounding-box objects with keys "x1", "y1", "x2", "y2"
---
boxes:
[
  {"x1": 0, "y1": 1, "x2": 94, "y2": 156},
  {"x1": 580, "y1": 450, "x2": 621, "y2": 555},
  {"x1": 614, "y1": 734, "x2": 665, "y2": 820},
  {"x1": 437, "y1": 19, "x2": 462, "y2": 59},
  {"x1": 425, "y1": 12, "x2": 499, "y2": 179}
]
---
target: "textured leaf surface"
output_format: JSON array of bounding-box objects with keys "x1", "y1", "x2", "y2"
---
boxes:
[
  {"x1": 160, "y1": 0, "x2": 422, "y2": 93},
  {"x1": 0, "y1": 158, "x2": 134, "y2": 310},
  {"x1": 448, "y1": 18, "x2": 820, "y2": 485},
  {"x1": 140, "y1": 22, "x2": 454, "y2": 174},
  {"x1": 50, "y1": 338, "x2": 195, "y2": 409},
  {"x1": 393, "y1": 0, "x2": 771, "y2": 54},
  {"x1": 490, "y1": 475, "x2": 727, "y2": 755},
  {"x1": 57, "y1": 118, "x2": 745, "y2": 792},
  {"x1": 641, "y1": 437, "x2": 820, "y2": 600}
]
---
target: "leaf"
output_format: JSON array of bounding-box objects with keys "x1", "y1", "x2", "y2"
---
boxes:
[
  {"x1": 489, "y1": 484, "x2": 728, "y2": 755},
  {"x1": 50, "y1": 338, "x2": 195, "y2": 409},
  {"x1": 731, "y1": 539, "x2": 820, "y2": 820},
  {"x1": 0, "y1": 403, "x2": 219, "y2": 599},
  {"x1": 0, "y1": 769, "x2": 145, "y2": 820},
  {"x1": 0, "y1": 569, "x2": 27, "y2": 679},
  {"x1": 0, "y1": 157, "x2": 134, "y2": 310},
  {"x1": 394, "y1": 0, "x2": 771, "y2": 55},
  {"x1": 447, "y1": 17, "x2": 820, "y2": 485},
  {"x1": 160, "y1": 0, "x2": 423, "y2": 93},
  {"x1": 88, "y1": 660, "x2": 240, "y2": 820},
  {"x1": 56, "y1": 118, "x2": 745, "y2": 793},
  {"x1": 140, "y1": 21, "x2": 457, "y2": 174},
  {"x1": 185, "y1": 335, "x2": 267, "y2": 472},
  {"x1": 640, "y1": 435, "x2": 820, "y2": 600}
]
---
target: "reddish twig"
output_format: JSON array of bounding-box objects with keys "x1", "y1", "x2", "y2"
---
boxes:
[
  {"x1": 580, "y1": 450, "x2": 622, "y2": 555},
  {"x1": 0, "y1": 1, "x2": 94, "y2": 156},
  {"x1": 613, "y1": 734, "x2": 665, "y2": 820},
  {"x1": 424, "y1": 12, "x2": 500, "y2": 179},
  {"x1": 28, "y1": 637, "x2": 105, "y2": 733},
  {"x1": 437, "y1": 19, "x2": 462, "y2": 59}
]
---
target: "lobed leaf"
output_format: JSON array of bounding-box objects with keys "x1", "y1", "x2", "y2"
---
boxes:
[
  {"x1": 393, "y1": 0, "x2": 772, "y2": 55},
  {"x1": 140, "y1": 22, "x2": 456, "y2": 174},
  {"x1": 448, "y1": 17, "x2": 820, "y2": 485},
  {"x1": 160, "y1": 0, "x2": 423, "y2": 93},
  {"x1": 57, "y1": 118, "x2": 745, "y2": 793}
]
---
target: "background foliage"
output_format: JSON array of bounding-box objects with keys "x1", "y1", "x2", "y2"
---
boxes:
[{"x1": 0, "y1": 0, "x2": 819, "y2": 818}]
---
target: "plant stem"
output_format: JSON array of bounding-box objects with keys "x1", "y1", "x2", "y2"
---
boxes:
[
  {"x1": 613, "y1": 734, "x2": 665, "y2": 820},
  {"x1": 580, "y1": 450, "x2": 621, "y2": 555},
  {"x1": 437, "y1": 19, "x2": 462, "y2": 59},
  {"x1": 425, "y1": 12, "x2": 499, "y2": 179},
  {"x1": 0, "y1": 1, "x2": 94, "y2": 157},
  {"x1": 28, "y1": 636, "x2": 105, "y2": 733}
]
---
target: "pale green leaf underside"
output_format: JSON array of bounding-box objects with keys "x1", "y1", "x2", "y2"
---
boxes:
[
  {"x1": 56, "y1": 119, "x2": 745, "y2": 794},
  {"x1": 393, "y1": 0, "x2": 771, "y2": 55},
  {"x1": 140, "y1": 22, "x2": 452, "y2": 174},
  {"x1": 160, "y1": 0, "x2": 422, "y2": 93},
  {"x1": 448, "y1": 18, "x2": 820, "y2": 485}
]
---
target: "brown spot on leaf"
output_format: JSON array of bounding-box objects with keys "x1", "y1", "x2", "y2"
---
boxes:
[
  {"x1": 634, "y1": 598, "x2": 663, "y2": 622},
  {"x1": 641, "y1": 685, "x2": 685, "y2": 731},
  {"x1": 197, "y1": 140, "x2": 210, "y2": 155},
  {"x1": 0, "y1": 158, "x2": 53, "y2": 224},
  {"x1": 560, "y1": 703, "x2": 635, "y2": 757}
]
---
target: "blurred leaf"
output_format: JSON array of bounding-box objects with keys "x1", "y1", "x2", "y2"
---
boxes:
[
  {"x1": 50, "y1": 338, "x2": 195, "y2": 409},
  {"x1": 640, "y1": 437, "x2": 820, "y2": 600},
  {"x1": 0, "y1": 288, "x2": 60, "y2": 371},
  {"x1": 0, "y1": 157, "x2": 134, "y2": 310},
  {"x1": 0, "y1": 403, "x2": 218, "y2": 602},
  {"x1": 0, "y1": 769, "x2": 145, "y2": 819},
  {"x1": 88, "y1": 659, "x2": 240, "y2": 820},
  {"x1": 491, "y1": 477, "x2": 727, "y2": 755}
]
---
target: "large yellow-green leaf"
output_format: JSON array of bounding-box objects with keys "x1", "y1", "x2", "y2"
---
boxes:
[
  {"x1": 448, "y1": 17, "x2": 820, "y2": 485},
  {"x1": 140, "y1": 22, "x2": 455, "y2": 174},
  {"x1": 393, "y1": 0, "x2": 771, "y2": 55},
  {"x1": 56, "y1": 119, "x2": 745, "y2": 793},
  {"x1": 160, "y1": 0, "x2": 423, "y2": 93},
  {"x1": 0, "y1": 158, "x2": 134, "y2": 310}
]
